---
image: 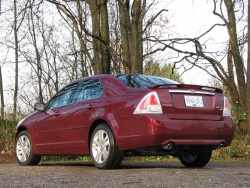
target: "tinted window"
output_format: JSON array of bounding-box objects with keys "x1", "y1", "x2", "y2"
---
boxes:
[
  {"x1": 72, "y1": 80, "x2": 104, "y2": 103},
  {"x1": 47, "y1": 83, "x2": 78, "y2": 109},
  {"x1": 117, "y1": 75, "x2": 179, "y2": 88}
]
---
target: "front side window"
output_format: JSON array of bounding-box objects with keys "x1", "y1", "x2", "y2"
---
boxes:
[
  {"x1": 47, "y1": 83, "x2": 78, "y2": 109},
  {"x1": 72, "y1": 80, "x2": 104, "y2": 103}
]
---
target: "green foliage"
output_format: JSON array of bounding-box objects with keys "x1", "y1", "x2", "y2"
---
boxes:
[
  {"x1": 213, "y1": 133, "x2": 250, "y2": 161},
  {"x1": 127, "y1": 155, "x2": 177, "y2": 162},
  {"x1": 41, "y1": 156, "x2": 91, "y2": 162},
  {"x1": 144, "y1": 60, "x2": 183, "y2": 82},
  {"x1": 231, "y1": 105, "x2": 246, "y2": 124},
  {"x1": 77, "y1": 156, "x2": 91, "y2": 161},
  {"x1": 41, "y1": 156, "x2": 69, "y2": 162},
  {"x1": 212, "y1": 121, "x2": 250, "y2": 161},
  {"x1": 0, "y1": 119, "x2": 17, "y2": 156}
]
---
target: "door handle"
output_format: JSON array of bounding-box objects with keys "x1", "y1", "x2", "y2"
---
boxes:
[
  {"x1": 54, "y1": 112, "x2": 61, "y2": 117},
  {"x1": 86, "y1": 105, "x2": 95, "y2": 110}
]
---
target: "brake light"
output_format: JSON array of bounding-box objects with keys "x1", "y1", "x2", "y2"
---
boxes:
[
  {"x1": 223, "y1": 96, "x2": 231, "y2": 116},
  {"x1": 134, "y1": 91, "x2": 163, "y2": 114}
]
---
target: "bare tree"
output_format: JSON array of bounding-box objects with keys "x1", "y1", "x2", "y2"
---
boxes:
[
  {"x1": 0, "y1": 0, "x2": 172, "y2": 117},
  {"x1": 17, "y1": 1, "x2": 68, "y2": 106},
  {"x1": 222, "y1": 0, "x2": 246, "y2": 108},
  {"x1": 0, "y1": 66, "x2": 4, "y2": 118},
  {"x1": 146, "y1": 0, "x2": 250, "y2": 132},
  {"x1": 247, "y1": 0, "x2": 250, "y2": 135},
  {"x1": 46, "y1": 0, "x2": 110, "y2": 74},
  {"x1": 0, "y1": 0, "x2": 4, "y2": 119},
  {"x1": 118, "y1": 0, "x2": 144, "y2": 73},
  {"x1": 13, "y1": 0, "x2": 28, "y2": 120},
  {"x1": 13, "y1": 0, "x2": 18, "y2": 120},
  {"x1": 151, "y1": 0, "x2": 247, "y2": 109},
  {"x1": 85, "y1": 0, "x2": 111, "y2": 74},
  {"x1": 46, "y1": 0, "x2": 169, "y2": 74},
  {"x1": 28, "y1": 0, "x2": 43, "y2": 102}
]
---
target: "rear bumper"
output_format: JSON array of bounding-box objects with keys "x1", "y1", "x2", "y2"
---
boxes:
[{"x1": 115, "y1": 115, "x2": 234, "y2": 150}]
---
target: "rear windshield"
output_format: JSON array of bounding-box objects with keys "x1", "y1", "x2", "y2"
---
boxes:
[{"x1": 117, "y1": 75, "x2": 179, "y2": 88}]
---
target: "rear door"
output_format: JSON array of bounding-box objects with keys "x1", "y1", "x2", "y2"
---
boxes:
[{"x1": 60, "y1": 79, "x2": 104, "y2": 153}]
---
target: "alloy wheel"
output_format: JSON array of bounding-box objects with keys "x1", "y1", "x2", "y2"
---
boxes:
[
  {"x1": 16, "y1": 135, "x2": 31, "y2": 163},
  {"x1": 91, "y1": 129, "x2": 110, "y2": 164}
]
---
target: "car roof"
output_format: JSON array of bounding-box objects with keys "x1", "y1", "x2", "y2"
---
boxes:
[{"x1": 68, "y1": 74, "x2": 115, "y2": 84}]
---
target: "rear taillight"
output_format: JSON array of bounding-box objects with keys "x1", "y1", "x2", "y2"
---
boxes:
[
  {"x1": 223, "y1": 96, "x2": 231, "y2": 117},
  {"x1": 134, "y1": 91, "x2": 163, "y2": 114}
]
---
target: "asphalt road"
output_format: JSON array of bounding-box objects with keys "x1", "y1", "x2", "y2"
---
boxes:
[{"x1": 0, "y1": 161, "x2": 250, "y2": 187}]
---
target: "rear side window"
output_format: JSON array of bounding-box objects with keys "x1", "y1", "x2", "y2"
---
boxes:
[
  {"x1": 47, "y1": 83, "x2": 78, "y2": 109},
  {"x1": 72, "y1": 80, "x2": 104, "y2": 103},
  {"x1": 117, "y1": 75, "x2": 179, "y2": 88}
]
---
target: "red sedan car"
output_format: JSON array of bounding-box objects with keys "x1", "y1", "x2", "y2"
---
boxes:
[{"x1": 15, "y1": 74, "x2": 234, "y2": 169}]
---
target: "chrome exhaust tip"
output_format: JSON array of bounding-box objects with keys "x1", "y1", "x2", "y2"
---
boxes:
[
  {"x1": 219, "y1": 143, "x2": 225, "y2": 149},
  {"x1": 163, "y1": 142, "x2": 174, "y2": 150}
]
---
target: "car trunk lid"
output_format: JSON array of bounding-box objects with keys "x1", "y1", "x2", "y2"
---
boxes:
[{"x1": 151, "y1": 84, "x2": 224, "y2": 120}]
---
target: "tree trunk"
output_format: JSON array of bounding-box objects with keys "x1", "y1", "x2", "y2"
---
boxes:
[
  {"x1": 0, "y1": 66, "x2": 4, "y2": 119},
  {"x1": 86, "y1": 0, "x2": 110, "y2": 74},
  {"x1": 247, "y1": 0, "x2": 250, "y2": 135},
  {"x1": 224, "y1": 0, "x2": 246, "y2": 108},
  {"x1": 118, "y1": 0, "x2": 144, "y2": 74},
  {"x1": 226, "y1": 42, "x2": 240, "y2": 105},
  {"x1": 131, "y1": 0, "x2": 143, "y2": 74},
  {"x1": 118, "y1": 0, "x2": 132, "y2": 73},
  {"x1": 87, "y1": 0, "x2": 101, "y2": 74},
  {"x1": 100, "y1": 0, "x2": 111, "y2": 73},
  {"x1": 29, "y1": 1, "x2": 43, "y2": 102},
  {"x1": 13, "y1": 0, "x2": 19, "y2": 121},
  {"x1": 76, "y1": 0, "x2": 88, "y2": 77},
  {"x1": 84, "y1": 0, "x2": 111, "y2": 74},
  {"x1": 0, "y1": 0, "x2": 3, "y2": 119}
]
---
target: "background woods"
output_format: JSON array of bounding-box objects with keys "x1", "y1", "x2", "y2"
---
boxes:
[
  {"x1": 0, "y1": 0, "x2": 250, "y2": 136},
  {"x1": 0, "y1": 0, "x2": 172, "y2": 119}
]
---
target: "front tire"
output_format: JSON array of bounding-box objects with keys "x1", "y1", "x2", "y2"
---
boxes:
[
  {"x1": 90, "y1": 123, "x2": 123, "y2": 169},
  {"x1": 15, "y1": 130, "x2": 41, "y2": 165},
  {"x1": 179, "y1": 151, "x2": 212, "y2": 168}
]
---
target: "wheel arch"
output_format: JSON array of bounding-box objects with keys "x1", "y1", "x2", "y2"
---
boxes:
[
  {"x1": 15, "y1": 126, "x2": 28, "y2": 139},
  {"x1": 88, "y1": 119, "x2": 119, "y2": 152},
  {"x1": 15, "y1": 126, "x2": 41, "y2": 165},
  {"x1": 15, "y1": 126, "x2": 37, "y2": 153}
]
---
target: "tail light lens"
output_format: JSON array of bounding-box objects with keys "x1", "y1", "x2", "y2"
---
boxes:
[
  {"x1": 134, "y1": 91, "x2": 163, "y2": 114},
  {"x1": 223, "y1": 96, "x2": 231, "y2": 117}
]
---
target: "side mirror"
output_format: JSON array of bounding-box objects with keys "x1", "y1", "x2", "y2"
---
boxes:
[{"x1": 34, "y1": 102, "x2": 45, "y2": 111}]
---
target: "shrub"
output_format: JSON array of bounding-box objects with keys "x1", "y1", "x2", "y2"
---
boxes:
[
  {"x1": 0, "y1": 119, "x2": 17, "y2": 156},
  {"x1": 213, "y1": 122, "x2": 250, "y2": 161},
  {"x1": 231, "y1": 105, "x2": 246, "y2": 124}
]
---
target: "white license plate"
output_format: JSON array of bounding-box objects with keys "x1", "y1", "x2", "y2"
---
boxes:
[{"x1": 184, "y1": 96, "x2": 204, "y2": 107}]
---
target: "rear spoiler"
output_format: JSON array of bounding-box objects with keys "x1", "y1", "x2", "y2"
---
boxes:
[{"x1": 148, "y1": 84, "x2": 223, "y2": 93}]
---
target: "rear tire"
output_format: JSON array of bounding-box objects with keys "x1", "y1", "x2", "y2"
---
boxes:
[
  {"x1": 15, "y1": 130, "x2": 41, "y2": 165},
  {"x1": 90, "y1": 123, "x2": 123, "y2": 169},
  {"x1": 179, "y1": 151, "x2": 212, "y2": 168}
]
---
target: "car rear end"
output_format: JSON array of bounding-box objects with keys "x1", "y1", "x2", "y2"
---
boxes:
[
  {"x1": 152, "y1": 84, "x2": 234, "y2": 149},
  {"x1": 116, "y1": 75, "x2": 234, "y2": 152}
]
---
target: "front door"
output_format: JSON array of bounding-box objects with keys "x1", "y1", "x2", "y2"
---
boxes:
[{"x1": 33, "y1": 83, "x2": 78, "y2": 154}]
